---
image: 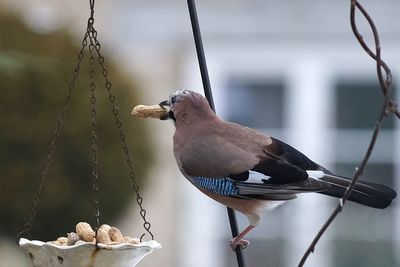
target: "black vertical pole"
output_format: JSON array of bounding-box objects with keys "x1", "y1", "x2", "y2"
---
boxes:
[
  {"x1": 186, "y1": 1, "x2": 246, "y2": 266},
  {"x1": 186, "y1": 0, "x2": 215, "y2": 110}
]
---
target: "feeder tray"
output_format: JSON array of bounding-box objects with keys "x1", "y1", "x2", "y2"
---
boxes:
[
  {"x1": 20, "y1": 222, "x2": 161, "y2": 267},
  {"x1": 19, "y1": 238, "x2": 161, "y2": 267}
]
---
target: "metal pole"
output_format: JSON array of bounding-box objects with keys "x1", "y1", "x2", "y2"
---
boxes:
[
  {"x1": 186, "y1": 0, "x2": 215, "y2": 110},
  {"x1": 186, "y1": 1, "x2": 246, "y2": 266}
]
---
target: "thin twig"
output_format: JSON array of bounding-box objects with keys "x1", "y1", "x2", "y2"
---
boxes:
[
  {"x1": 349, "y1": 0, "x2": 400, "y2": 118},
  {"x1": 298, "y1": 104, "x2": 387, "y2": 267},
  {"x1": 299, "y1": 1, "x2": 398, "y2": 266},
  {"x1": 350, "y1": 1, "x2": 392, "y2": 94}
]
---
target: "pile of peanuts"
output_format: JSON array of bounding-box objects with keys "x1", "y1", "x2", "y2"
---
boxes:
[{"x1": 50, "y1": 222, "x2": 140, "y2": 246}]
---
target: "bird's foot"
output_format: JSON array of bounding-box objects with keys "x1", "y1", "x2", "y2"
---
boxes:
[{"x1": 229, "y1": 238, "x2": 250, "y2": 250}]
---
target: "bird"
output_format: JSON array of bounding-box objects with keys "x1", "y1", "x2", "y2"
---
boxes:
[{"x1": 158, "y1": 89, "x2": 397, "y2": 250}]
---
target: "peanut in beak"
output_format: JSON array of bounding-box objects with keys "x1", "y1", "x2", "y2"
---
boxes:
[{"x1": 131, "y1": 105, "x2": 169, "y2": 120}]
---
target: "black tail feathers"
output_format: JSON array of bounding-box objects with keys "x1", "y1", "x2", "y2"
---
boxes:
[{"x1": 319, "y1": 174, "x2": 396, "y2": 209}]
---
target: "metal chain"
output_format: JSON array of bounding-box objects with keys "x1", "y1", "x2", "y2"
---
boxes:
[
  {"x1": 89, "y1": 0, "x2": 95, "y2": 22},
  {"x1": 17, "y1": 0, "x2": 154, "y2": 241},
  {"x1": 16, "y1": 32, "x2": 89, "y2": 240},
  {"x1": 88, "y1": 21, "x2": 101, "y2": 232},
  {"x1": 85, "y1": 0, "x2": 155, "y2": 242},
  {"x1": 89, "y1": 27, "x2": 154, "y2": 240}
]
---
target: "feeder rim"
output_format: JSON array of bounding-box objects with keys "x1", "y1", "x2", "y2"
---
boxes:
[{"x1": 19, "y1": 238, "x2": 161, "y2": 251}]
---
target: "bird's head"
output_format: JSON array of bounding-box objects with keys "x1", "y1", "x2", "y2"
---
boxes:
[{"x1": 159, "y1": 90, "x2": 215, "y2": 122}]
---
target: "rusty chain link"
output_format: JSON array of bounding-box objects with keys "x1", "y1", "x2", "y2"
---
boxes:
[
  {"x1": 87, "y1": 0, "x2": 153, "y2": 240},
  {"x1": 88, "y1": 20, "x2": 101, "y2": 232},
  {"x1": 89, "y1": 26, "x2": 154, "y2": 240}
]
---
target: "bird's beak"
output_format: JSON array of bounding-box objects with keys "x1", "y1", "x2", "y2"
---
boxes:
[
  {"x1": 159, "y1": 100, "x2": 173, "y2": 121},
  {"x1": 159, "y1": 100, "x2": 170, "y2": 107}
]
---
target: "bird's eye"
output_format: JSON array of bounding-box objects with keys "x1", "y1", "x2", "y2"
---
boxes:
[{"x1": 171, "y1": 95, "x2": 178, "y2": 104}]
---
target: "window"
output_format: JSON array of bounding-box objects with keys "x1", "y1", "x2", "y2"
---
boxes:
[
  {"x1": 224, "y1": 78, "x2": 285, "y2": 129},
  {"x1": 335, "y1": 81, "x2": 395, "y2": 129}
]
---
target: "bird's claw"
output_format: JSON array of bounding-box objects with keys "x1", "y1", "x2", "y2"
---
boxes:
[{"x1": 229, "y1": 238, "x2": 250, "y2": 250}]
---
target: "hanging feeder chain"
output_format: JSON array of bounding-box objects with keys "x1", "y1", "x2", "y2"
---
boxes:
[
  {"x1": 16, "y1": 32, "x2": 89, "y2": 240},
  {"x1": 18, "y1": 0, "x2": 154, "y2": 241},
  {"x1": 89, "y1": 0, "x2": 95, "y2": 24},
  {"x1": 88, "y1": 30, "x2": 101, "y2": 232},
  {"x1": 85, "y1": 0, "x2": 153, "y2": 240},
  {"x1": 87, "y1": 22, "x2": 154, "y2": 241}
]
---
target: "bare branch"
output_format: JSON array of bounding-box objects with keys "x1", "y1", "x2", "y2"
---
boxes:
[
  {"x1": 298, "y1": 104, "x2": 387, "y2": 266},
  {"x1": 350, "y1": 1, "x2": 391, "y2": 94},
  {"x1": 299, "y1": 1, "x2": 398, "y2": 266}
]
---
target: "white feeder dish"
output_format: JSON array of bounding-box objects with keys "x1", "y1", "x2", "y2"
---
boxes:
[{"x1": 19, "y1": 238, "x2": 161, "y2": 267}]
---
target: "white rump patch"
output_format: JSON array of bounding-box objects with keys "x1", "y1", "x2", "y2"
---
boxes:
[{"x1": 306, "y1": 170, "x2": 325, "y2": 179}]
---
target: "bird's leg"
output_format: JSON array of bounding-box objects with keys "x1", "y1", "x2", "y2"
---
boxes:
[{"x1": 229, "y1": 225, "x2": 255, "y2": 250}]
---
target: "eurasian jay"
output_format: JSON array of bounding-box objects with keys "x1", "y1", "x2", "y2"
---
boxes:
[{"x1": 158, "y1": 89, "x2": 396, "y2": 250}]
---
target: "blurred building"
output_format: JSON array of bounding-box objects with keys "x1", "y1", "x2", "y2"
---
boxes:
[{"x1": 1, "y1": 0, "x2": 399, "y2": 267}]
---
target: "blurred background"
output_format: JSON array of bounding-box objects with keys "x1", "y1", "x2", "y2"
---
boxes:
[{"x1": 0, "y1": 0, "x2": 399, "y2": 266}]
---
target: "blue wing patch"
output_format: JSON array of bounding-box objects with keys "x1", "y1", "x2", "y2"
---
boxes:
[{"x1": 191, "y1": 176, "x2": 239, "y2": 196}]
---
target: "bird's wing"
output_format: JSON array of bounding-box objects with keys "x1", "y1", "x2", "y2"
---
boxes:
[
  {"x1": 175, "y1": 120, "x2": 330, "y2": 199},
  {"x1": 251, "y1": 137, "x2": 325, "y2": 184}
]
